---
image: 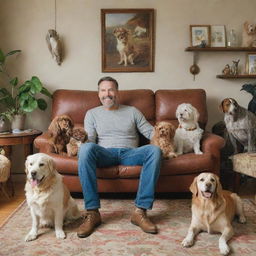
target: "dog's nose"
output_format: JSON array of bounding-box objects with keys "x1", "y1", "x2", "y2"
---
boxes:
[
  {"x1": 31, "y1": 171, "x2": 37, "y2": 178},
  {"x1": 206, "y1": 183, "x2": 212, "y2": 189}
]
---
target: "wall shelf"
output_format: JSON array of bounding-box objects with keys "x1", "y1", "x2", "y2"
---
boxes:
[
  {"x1": 216, "y1": 74, "x2": 256, "y2": 79},
  {"x1": 185, "y1": 47, "x2": 256, "y2": 52},
  {"x1": 185, "y1": 47, "x2": 256, "y2": 79}
]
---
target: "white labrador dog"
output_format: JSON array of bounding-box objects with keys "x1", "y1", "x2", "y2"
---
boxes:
[
  {"x1": 182, "y1": 173, "x2": 246, "y2": 255},
  {"x1": 174, "y1": 103, "x2": 203, "y2": 155},
  {"x1": 25, "y1": 153, "x2": 81, "y2": 241}
]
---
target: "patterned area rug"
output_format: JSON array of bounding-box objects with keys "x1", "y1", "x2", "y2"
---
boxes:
[{"x1": 0, "y1": 198, "x2": 256, "y2": 256}]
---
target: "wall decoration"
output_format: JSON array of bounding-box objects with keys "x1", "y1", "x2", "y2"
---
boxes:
[
  {"x1": 247, "y1": 53, "x2": 256, "y2": 74},
  {"x1": 190, "y1": 25, "x2": 211, "y2": 47},
  {"x1": 101, "y1": 9, "x2": 155, "y2": 72},
  {"x1": 211, "y1": 25, "x2": 226, "y2": 47},
  {"x1": 46, "y1": 0, "x2": 63, "y2": 65}
]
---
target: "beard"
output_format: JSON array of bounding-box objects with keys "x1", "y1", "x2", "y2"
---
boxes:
[{"x1": 100, "y1": 96, "x2": 117, "y2": 108}]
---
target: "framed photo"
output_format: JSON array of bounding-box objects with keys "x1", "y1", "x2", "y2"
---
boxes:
[
  {"x1": 190, "y1": 25, "x2": 211, "y2": 47},
  {"x1": 211, "y1": 25, "x2": 226, "y2": 47},
  {"x1": 101, "y1": 9, "x2": 155, "y2": 72},
  {"x1": 246, "y1": 53, "x2": 256, "y2": 74}
]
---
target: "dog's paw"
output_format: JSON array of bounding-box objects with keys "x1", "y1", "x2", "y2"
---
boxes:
[
  {"x1": 219, "y1": 243, "x2": 230, "y2": 255},
  {"x1": 238, "y1": 215, "x2": 246, "y2": 224},
  {"x1": 56, "y1": 230, "x2": 66, "y2": 239},
  {"x1": 195, "y1": 151, "x2": 203, "y2": 155},
  {"x1": 181, "y1": 238, "x2": 194, "y2": 247},
  {"x1": 25, "y1": 232, "x2": 37, "y2": 242}
]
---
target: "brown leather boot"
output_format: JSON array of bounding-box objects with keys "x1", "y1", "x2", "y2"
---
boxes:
[
  {"x1": 131, "y1": 207, "x2": 157, "y2": 234},
  {"x1": 77, "y1": 210, "x2": 102, "y2": 238}
]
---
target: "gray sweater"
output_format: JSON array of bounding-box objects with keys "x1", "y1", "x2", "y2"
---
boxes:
[{"x1": 84, "y1": 105, "x2": 153, "y2": 148}]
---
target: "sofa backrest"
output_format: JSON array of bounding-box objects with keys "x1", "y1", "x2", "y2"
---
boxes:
[
  {"x1": 155, "y1": 89, "x2": 207, "y2": 129},
  {"x1": 52, "y1": 89, "x2": 155, "y2": 125}
]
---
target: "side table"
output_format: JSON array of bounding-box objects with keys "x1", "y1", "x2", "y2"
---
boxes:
[{"x1": 0, "y1": 129, "x2": 42, "y2": 196}]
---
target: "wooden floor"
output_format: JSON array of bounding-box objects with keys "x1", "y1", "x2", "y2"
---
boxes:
[{"x1": 0, "y1": 175, "x2": 255, "y2": 227}]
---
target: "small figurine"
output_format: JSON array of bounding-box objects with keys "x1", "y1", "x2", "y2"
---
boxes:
[
  {"x1": 230, "y1": 59, "x2": 240, "y2": 75},
  {"x1": 222, "y1": 64, "x2": 231, "y2": 75}
]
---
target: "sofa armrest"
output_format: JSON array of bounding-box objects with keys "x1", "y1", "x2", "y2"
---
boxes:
[
  {"x1": 201, "y1": 132, "x2": 225, "y2": 158},
  {"x1": 34, "y1": 131, "x2": 55, "y2": 153}
]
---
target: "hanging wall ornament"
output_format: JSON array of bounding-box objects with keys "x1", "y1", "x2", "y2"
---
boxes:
[{"x1": 46, "y1": 0, "x2": 62, "y2": 65}]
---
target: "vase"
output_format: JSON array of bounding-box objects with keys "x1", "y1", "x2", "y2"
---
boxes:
[
  {"x1": 0, "y1": 116, "x2": 11, "y2": 133},
  {"x1": 11, "y1": 114, "x2": 26, "y2": 131}
]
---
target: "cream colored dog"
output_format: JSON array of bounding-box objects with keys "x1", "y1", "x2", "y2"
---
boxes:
[
  {"x1": 25, "y1": 153, "x2": 81, "y2": 241},
  {"x1": 182, "y1": 173, "x2": 246, "y2": 255},
  {"x1": 242, "y1": 21, "x2": 256, "y2": 47}
]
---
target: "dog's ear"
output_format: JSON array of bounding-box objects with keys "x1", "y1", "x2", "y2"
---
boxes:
[
  {"x1": 169, "y1": 124, "x2": 176, "y2": 138},
  {"x1": 24, "y1": 157, "x2": 29, "y2": 174},
  {"x1": 218, "y1": 100, "x2": 225, "y2": 113},
  {"x1": 48, "y1": 116, "x2": 60, "y2": 135},
  {"x1": 215, "y1": 175, "x2": 223, "y2": 198},
  {"x1": 244, "y1": 21, "x2": 249, "y2": 30},
  {"x1": 46, "y1": 156, "x2": 56, "y2": 174},
  {"x1": 192, "y1": 106, "x2": 200, "y2": 122},
  {"x1": 190, "y1": 176, "x2": 198, "y2": 196}
]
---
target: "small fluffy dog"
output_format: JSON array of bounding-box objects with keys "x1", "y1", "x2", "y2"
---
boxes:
[
  {"x1": 182, "y1": 172, "x2": 246, "y2": 255},
  {"x1": 151, "y1": 121, "x2": 177, "y2": 159},
  {"x1": 242, "y1": 21, "x2": 256, "y2": 47},
  {"x1": 48, "y1": 114, "x2": 74, "y2": 155},
  {"x1": 25, "y1": 153, "x2": 81, "y2": 241},
  {"x1": 113, "y1": 27, "x2": 135, "y2": 66},
  {"x1": 67, "y1": 127, "x2": 88, "y2": 157},
  {"x1": 219, "y1": 98, "x2": 256, "y2": 153},
  {"x1": 174, "y1": 103, "x2": 203, "y2": 155}
]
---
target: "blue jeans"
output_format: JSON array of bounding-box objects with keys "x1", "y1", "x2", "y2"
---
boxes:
[{"x1": 78, "y1": 142, "x2": 162, "y2": 210}]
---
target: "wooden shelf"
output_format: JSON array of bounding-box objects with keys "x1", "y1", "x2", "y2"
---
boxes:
[
  {"x1": 216, "y1": 74, "x2": 256, "y2": 79},
  {"x1": 185, "y1": 47, "x2": 256, "y2": 52}
]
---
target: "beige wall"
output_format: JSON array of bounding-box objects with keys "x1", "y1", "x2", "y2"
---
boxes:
[{"x1": 1, "y1": 0, "x2": 256, "y2": 172}]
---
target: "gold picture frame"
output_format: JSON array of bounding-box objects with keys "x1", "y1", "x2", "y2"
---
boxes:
[
  {"x1": 190, "y1": 25, "x2": 211, "y2": 47},
  {"x1": 101, "y1": 9, "x2": 155, "y2": 72},
  {"x1": 246, "y1": 53, "x2": 256, "y2": 74}
]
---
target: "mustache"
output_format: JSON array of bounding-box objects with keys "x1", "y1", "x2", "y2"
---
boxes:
[{"x1": 102, "y1": 96, "x2": 114, "y2": 100}]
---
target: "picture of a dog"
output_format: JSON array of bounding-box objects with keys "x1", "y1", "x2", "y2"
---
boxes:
[
  {"x1": 151, "y1": 121, "x2": 177, "y2": 159},
  {"x1": 182, "y1": 172, "x2": 246, "y2": 255},
  {"x1": 25, "y1": 153, "x2": 81, "y2": 241},
  {"x1": 113, "y1": 27, "x2": 135, "y2": 66},
  {"x1": 242, "y1": 21, "x2": 256, "y2": 47}
]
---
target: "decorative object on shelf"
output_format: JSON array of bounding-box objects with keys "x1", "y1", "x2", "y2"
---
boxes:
[
  {"x1": 189, "y1": 52, "x2": 200, "y2": 81},
  {"x1": 211, "y1": 25, "x2": 226, "y2": 47},
  {"x1": 241, "y1": 83, "x2": 256, "y2": 114},
  {"x1": 222, "y1": 64, "x2": 231, "y2": 75},
  {"x1": 246, "y1": 52, "x2": 256, "y2": 74},
  {"x1": 190, "y1": 25, "x2": 211, "y2": 47},
  {"x1": 0, "y1": 114, "x2": 11, "y2": 133},
  {"x1": 227, "y1": 29, "x2": 238, "y2": 47},
  {"x1": 101, "y1": 9, "x2": 155, "y2": 72},
  {"x1": 46, "y1": 29, "x2": 62, "y2": 65},
  {"x1": 242, "y1": 21, "x2": 256, "y2": 48},
  {"x1": 230, "y1": 59, "x2": 240, "y2": 75},
  {"x1": 46, "y1": 0, "x2": 62, "y2": 65},
  {"x1": 0, "y1": 49, "x2": 52, "y2": 131}
]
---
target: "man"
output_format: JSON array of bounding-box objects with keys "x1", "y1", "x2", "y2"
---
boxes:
[{"x1": 77, "y1": 76, "x2": 162, "y2": 238}]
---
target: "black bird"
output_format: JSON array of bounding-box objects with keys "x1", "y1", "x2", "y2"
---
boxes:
[{"x1": 241, "y1": 83, "x2": 256, "y2": 114}]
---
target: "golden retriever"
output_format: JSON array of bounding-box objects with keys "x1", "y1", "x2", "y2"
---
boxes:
[
  {"x1": 151, "y1": 121, "x2": 177, "y2": 159},
  {"x1": 24, "y1": 153, "x2": 81, "y2": 241},
  {"x1": 182, "y1": 172, "x2": 246, "y2": 255}
]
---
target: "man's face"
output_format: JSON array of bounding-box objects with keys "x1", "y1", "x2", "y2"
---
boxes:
[{"x1": 98, "y1": 81, "x2": 118, "y2": 109}]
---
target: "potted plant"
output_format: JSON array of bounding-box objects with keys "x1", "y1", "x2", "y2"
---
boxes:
[{"x1": 0, "y1": 49, "x2": 52, "y2": 131}]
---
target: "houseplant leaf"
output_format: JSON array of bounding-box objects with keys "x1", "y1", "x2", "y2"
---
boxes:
[
  {"x1": 20, "y1": 96, "x2": 38, "y2": 112},
  {"x1": 0, "y1": 49, "x2": 5, "y2": 64},
  {"x1": 10, "y1": 77, "x2": 18, "y2": 87},
  {"x1": 5, "y1": 50, "x2": 21, "y2": 57},
  {"x1": 37, "y1": 98, "x2": 47, "y2": 110},
  {"x1": 41, "y1": 87, "x2": 53, "y2": 98},
  {"x1": 31, "y1": 76, "x2": 42, "y2": 94}
]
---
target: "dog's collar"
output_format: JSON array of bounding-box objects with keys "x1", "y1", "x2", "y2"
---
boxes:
[{"x1": 179, "y1": 124, "x2": 197, "y2": 131}]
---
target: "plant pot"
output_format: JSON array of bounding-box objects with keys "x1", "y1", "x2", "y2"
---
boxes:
[
  {"x1": 11, "y1": 114, "x2": 26, "y2": 131},
  {"x1": 0, "y1": 116, "x2": 11, "y2": 133}
]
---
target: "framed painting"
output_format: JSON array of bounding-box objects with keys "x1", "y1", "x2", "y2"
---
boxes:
[
  {"x1": 190, "y1": 25, "x2": 211, "y2": 47},
  {"x1": 101, "y1": 9, "x2": 155, "y2": 72},
  {"x1": 211, "y1": 25, "x2": 226, "y2": 47},
  {"x1": 246, "y1": 53, "x2": 256, "y2": 74}
]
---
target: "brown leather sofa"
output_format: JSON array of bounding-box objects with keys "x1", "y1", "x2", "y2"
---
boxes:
[{"x1": 34, "y1": 89, "x2": 225, "y2": 193}]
